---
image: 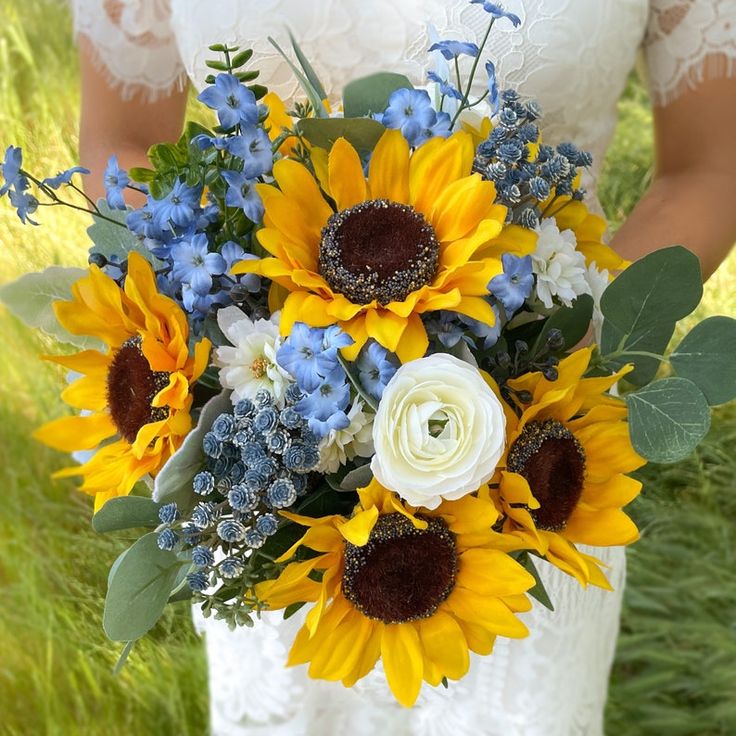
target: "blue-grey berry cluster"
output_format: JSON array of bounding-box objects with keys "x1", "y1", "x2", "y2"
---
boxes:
[
  {"x1": 473, "y1": 89, "x2": 592, "y2": 229},
  {"x1": 155, "y1": 387, "x2": 320, "y2": 601}
]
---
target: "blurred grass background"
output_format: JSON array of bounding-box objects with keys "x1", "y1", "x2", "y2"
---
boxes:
[{"x1": 0, "y1": 1, "x2": 734, "y2": 734}]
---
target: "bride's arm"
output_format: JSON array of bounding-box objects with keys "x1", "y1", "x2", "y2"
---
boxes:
[
  {"x1": 78, "y1": 37, "x2": 188, "y2": 203},
  {"x1": 610, "y1": 74, "x2": 736, "y2": 280}
]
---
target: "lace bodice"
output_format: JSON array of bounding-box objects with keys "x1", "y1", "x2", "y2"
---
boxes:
[{"x1": 70, "y1": 1, "x2": 736, "y2": 734}]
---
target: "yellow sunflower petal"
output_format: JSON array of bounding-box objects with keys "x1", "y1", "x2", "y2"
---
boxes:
[
  {"x1": 430, "y1": 175, "x2": 497, "y2": 242},
  {"x1": 454, "y1": 617, "x2": 496, "y2": 656},
  {"x1": 338, "y1": 506, "x2": 380, "y2": 546},
  {"x1": 446, "y1": 587, "x2": 529, "y2": 638},
  {"x1": 581, "y1": 474, "x2": 642, "y2": 509},
  {"x1": 271, "y1": 158, "x2": 334, "y2": 231},
  {"x1": 381, "y1": 624, "x2": 424, "y2": 708},
  {"x1": 456, "y1": 548, "x2": 535, "y2": 598},
  {"x1": 418, "y1": 611, "x2": 470, "y2": 681},
  {"x1": 329, "y1": 137, "x2": 368, "y2": 211},
  {"x1": 564, "y1": 505, "x2": 639, "y2": 546},
  {"x1": 368, "y1": 129, "x2": 410, "y2": 203},
  {"x1": 60, "y1": 374, "x2": 108, "y2": 411},
  {"x1": 394, "y1": 313, "x2": 429, "y2": 363},
  {"x1": 34, "y1": 412, "x2": 116, "y2": 452}
]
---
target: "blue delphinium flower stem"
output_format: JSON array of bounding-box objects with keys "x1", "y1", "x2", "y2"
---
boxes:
[{"x1": 450, "y1": 17, "x2": 496, "y2": 128}]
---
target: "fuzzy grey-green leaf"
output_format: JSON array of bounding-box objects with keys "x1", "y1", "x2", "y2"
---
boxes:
[
  {"x1": 88, "y1": 201, "x2": 159, "y2": 266},
  {"x1": 92, "y1": 496, "x2": 161, "y2": 534},
  {"x1": 625, "y1": 377, "x2": 711, "y2": 464},
  {"x1": 296, "y1": 117, "x2": 386, "y2": 153},
  {"x1": 670, "y1": 316, "x2": 736, "y2": 405},
  {"x1": 343, "y1": 72, "x2": 413, "y2": 118}
]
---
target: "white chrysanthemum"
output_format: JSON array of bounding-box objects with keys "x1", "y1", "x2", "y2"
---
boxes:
[
  {"x1": 317, "y1": 400, "x2": 374, "y2": 474},
  {"x1": 585, "y1": 261, "x2": 610, "y2": 342},
  {"x1": 215, "y1": 306, "x2": 291, "y2": 405},
  {"x1": 532, "y1": 218, "x2": 591, "y2": 308},
  {"x1": 371, "y1": 353, "x2": 506, "y2": 510}
]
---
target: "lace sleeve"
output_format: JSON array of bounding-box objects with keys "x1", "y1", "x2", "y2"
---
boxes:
[
  {"x1": 71, "y1": 0, "x2": 186, "y2": 100},
  {"x1": 644, "y1": 0, "x2": 736, "y2": 106}
]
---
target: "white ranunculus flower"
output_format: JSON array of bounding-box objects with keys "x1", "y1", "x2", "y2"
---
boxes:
[
  {"x1": 532, "y1": 218, "x2": 591, "y2": 308},
  {"x1": 215, "y1": 306, "x2": 291, "y2": 406},
  {"x1": 317, "y1": 400, "x2": 374, "y2": 474},
  {"x1": 371, "y1": 353, "x2": 506, "y2": 510}
]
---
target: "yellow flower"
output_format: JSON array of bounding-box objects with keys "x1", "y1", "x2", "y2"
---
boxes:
[
  {"x1": 233, "y1": 129, "x2": 533, "y2": 362},
  {"x1": 256, "y1": 480, "x2": 534, "y2": 707},
  {"x1": 263, "y1": 91, "x2": 298, "y2": 157},
  {"x1": 489, "y1": 348, "x2": 645, "y2": 588},
  {"x1": 34, "y1": 253, "x2": 211, "y2": 511}
]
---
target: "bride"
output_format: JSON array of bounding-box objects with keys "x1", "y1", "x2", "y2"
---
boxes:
[{"x1": 72, "y1": 1, "x2": 736, "y2": 733}]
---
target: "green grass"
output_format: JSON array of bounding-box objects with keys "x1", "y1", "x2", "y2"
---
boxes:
[{"x1": 0, "y1": 2, "x2": 734, "y2": 734}]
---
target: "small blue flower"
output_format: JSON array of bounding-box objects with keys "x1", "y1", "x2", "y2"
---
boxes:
[
  {"x1": 103, "y1": 155, "x2": 129, "y2": 210},
  {"x1": 226, "y1": 126, "x2": 274, "y2": 178},
  {"x1": 229, "y1": 484, "x2": 260, "y2": 512},
  {"x1": 0, "y1": 145, "x2": 24, "y2": 196},
  {"x1": 470, "y1": 1, "x2": 522, "y2": 26},
  {"x1": 256, "y1": 513, "x2": 279, "y2": 537},
  {"x1": 220, "y1": 169, "x2": 264, "y2": 222},
  {"x1": 192, "y1": 134, "x2": 230, "y2": 151},
  {"x1": 294, "y1": 365, "x2": 351, "y2": 436},
  {"x1": 171, "y1": 233, "x2": 226, "y2": 295},
  {"x1": 428, "y1": 40, "x2": 480, "y2": 60},
  {"x1": 41, "y1": 166, "x2": 90, "y2": 190},
  {"x1": 229, "y1": 460, "x2": 247, "y2": 484},
  {"x1": 193, "y1": 470, "x2": 215, "y2": 496},
  {"x1": 486, "y1": 61, "x2": 500, "y2": 114},
  {"x1": 158, "y1": 503, "x2": 180, "y2": 524},
  {"x1": 460, "y1": 303, "x2": 504, "y2": 350},
  {"x1": 357, "y1": 342, "x2": 397, "y2": 401},
  {"x1": 153, "y1": 180, "x2": 201, "y2": 229},
  {"x1": 267, "y1": 477, "x2": 297, "y2": 509},
  {"x1": 283, "y1": 443, "x2": 308, "y2": 472},
  {"x1": 425, "y1": 312, "x2": 466, "y2": 349},
  {"x1": 241, "y1": 441, "x2": 266, "y2": 466},
  {"x1": 211, "y1": 412, "x2": 237, "y2": 442},
  {"x1": 217, "y1": 518, "x2": 246, "y2": 543},
  {"x1": 488, "y1": 253, "x2": 534, "y2": 313},
  {"x1": 254, "y1": 456, "x2": 278, "y2": 479},
  {"x1": 381, "y1": 88, "x2": 437, "y2": 147},
  {"x1": 255, "y1": 389, "x2": 274, "y2": 408},
  {"x1": 192, "y1": 545, "x2": 215, "y2": 567},
  {"x1": 187, "y1": 571, "x2": 209, "y2": 592},
  {"x1": 126, "y1": 202, "x2": 166, "y2": 240},
  {"x1": 8, "y1": 187, "x2": 39, "y2": 225},
  {"x1": 528, "y1": 176, "x2": 551, "y2": 201},
  {"x1": 220, "y1": 557, "x2": 246, "y2": 578},
  {"x1": 157, "y1": 528, "x2": 179, "y2": 550},
  {"x1": 427, "y1": 71, "x2": 464, "y2": 101},
  {"x1": 244, "y1": 528, "x2": 266, "y2": 549},
  {"x1": 244, "y1": 468, "x2": 269, "y2": 492},
  {"x1": 291, "y1": 472, "x2": 309, "y2": 496},
  {"x1": 203, "y1": 432, "x2": 224, "y2": 459},
  {"x1": 197, "y1": 73, "x2": 259, "y2": 131},
  {"x1": 277, "y1": 323, "x2": 340, "y2": 393},
  {"x1": 427, "y1": 110, "x2": 452, "y2": 139}
]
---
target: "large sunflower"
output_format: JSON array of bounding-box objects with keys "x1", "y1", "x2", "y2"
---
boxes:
[
  {"x1": 34, "y1": 252, "x2": 211, "y2": 510},
  {"x1": 256, "y1": 480, "x2": 534, "y2": 707},
  {"x1": 489, "y1": 348, "x2": 644, "y2": 587},
  {"x1": 233, "y1": 129, "x2": 532, "y2": 362}
]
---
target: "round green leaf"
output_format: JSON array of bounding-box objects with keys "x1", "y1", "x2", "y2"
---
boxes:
[
  {"x1": 343, "y1": 72, "x2": 413, "y2": 118},
  {"x1": 670, "y1": 316, "x2": 736, "y2": 405},
  {"x1": 625, "y1": 377, "x2": 711, "y2": 464},
  {"x1": 103, "y1": 532, "x2": 184, "y2": 642}
]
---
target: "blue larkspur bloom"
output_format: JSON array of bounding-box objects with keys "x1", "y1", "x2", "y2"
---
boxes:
[
  {"x1": 41, "y1": 166, "x2": 90, "y2": 189},
  {"x1": 470, "y1": 0, "x2": 522, "y2": 26},
  {"x1": 221, "y1": 241, "x2": 260, "y2": 292},
  {"x1": 153, "y1": 180, "x2": 201, "y2": 229},
  {"x1": 488, "y1": 253, "x2": 534, "y2": 313},
  {"x1": 226, "y1": 127, "x2": 274, "y2": 178},
  {"x1": 381, "y1": 88, "x2": 437, "y2": 147},
  {"x1": 460, "y1": 303, "x2": 504, "y2": 349},
  {"x1": 221, "y1": 169, "x2": 264, "y2": 222},
  {"x1": 295, "y1": 365, "x2": 351, "y2": 438},
  {"x1": 127, "y1": 201, "x2": 166, "y2": 240},
  {"x1": 9, "y1": 187, "x2": 39, "y2": 225},
  {"x1": 0, "y1": 145, "x2": 24, "y2": 196},
  {"x1": 427, "y1": 110, "x2": 452, "y2": 139},
  {"x1": 357, "y1": 342, "x2": 397, "y2": 401},
  {"x1": 277, "y1": 323, "x2": 339, "y2": 392},
  {"x1": 192, "y1": 134, "x2": 230, "y2": 151},
  {"x1": 171, "y1": 233, "x2": 226, "y2": 295},
  {"x1": 427, "y1": 71, "x2": 464, "y2": 101},
  {"x1": 103, "y1": 155, "x2": 129, "y2": 210},
  {"x1": 428, "y1": 40, "x2": 479, "y2": 60},
  {"x1": 197, "y1": 73, "x2": 259, "y2": 131},
  {"x1": 425, "y1": 311, "x2": 466, "y2": 349}
]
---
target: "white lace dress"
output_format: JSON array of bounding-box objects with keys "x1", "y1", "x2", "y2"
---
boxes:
[{"x1": 71, "y1": 1, "x2": 736, "y2": 734}]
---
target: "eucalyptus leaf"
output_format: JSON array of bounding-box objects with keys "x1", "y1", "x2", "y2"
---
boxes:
[
  {"x1": 600, "y1": 321, "x2": 673, "y2": 386},
  {"x1": 343, "y1": 72, "x2": 413, "y2": 118},
  {"x1": 283, "y1": 602, "x2": 306, "y2": 620},
  {"x1": 297, "y1": 117, "x2": 386, "y2": 153},
  {"x1": 0, "y1": 266, "x2": 103, "y2": 350},
  {"x1": 670, "y1": 316, "x2": 736, "y2": 406},
  {"x1": 532, "y1": 294, "x2": 593, "y2": 356},
  {"x1": 88, "y1": 201, "x2": 159, "y2": 266},
  {"x1": 152, "y1": 390, "x2": 232, "y2": 510},
  {"x1": 103, "y1": 532, "x2": 184, "y2": 641},
  {"x1": 92, "y1": 496, "x2": 161, "y2": 534},
  {"x1": 625, "y1": 377, "x2": 711, "y2": 464}
]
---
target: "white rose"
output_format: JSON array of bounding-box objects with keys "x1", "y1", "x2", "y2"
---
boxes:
[{"x1": 371, "y1": 353, "x2": 506, "y2": 509}]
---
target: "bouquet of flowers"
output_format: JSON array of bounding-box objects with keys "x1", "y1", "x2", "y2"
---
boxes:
[{"x1": 3, "y1": 2, "x2": 735, "y2": 707}]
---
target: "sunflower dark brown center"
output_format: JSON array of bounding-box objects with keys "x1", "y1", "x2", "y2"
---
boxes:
[
  {"x1": 507, "y1": 419, "x2": 586, "y2": 531},
  {"x1": 342, "y1": 513, "x2": 457, "y2": 624},
  {"x1": 106, "y1": 336, "x2": 171, "y2": 443},
  {"x1": 319, "y1": 199, "x2": 440, "y2": 305}
]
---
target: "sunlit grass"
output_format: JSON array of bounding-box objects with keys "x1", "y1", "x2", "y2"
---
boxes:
[{"x1": 0, "y1": 1, "x2": 734, "y2": 734}]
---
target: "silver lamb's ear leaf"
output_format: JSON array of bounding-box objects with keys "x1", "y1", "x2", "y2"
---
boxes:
[
  {"x1": 153, "y1": 390, "x2": 232, "y2": 511},
  {"x1": 0, "y1": 266, "x2": 104, "y2": 350}
]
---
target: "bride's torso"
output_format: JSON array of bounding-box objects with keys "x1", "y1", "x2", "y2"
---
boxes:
[{"x1": 170, "y1": 0, "x2": 649, "y2": 182}]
